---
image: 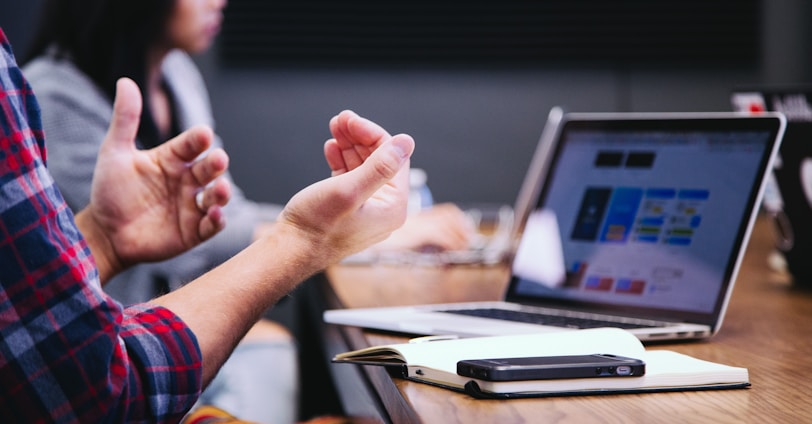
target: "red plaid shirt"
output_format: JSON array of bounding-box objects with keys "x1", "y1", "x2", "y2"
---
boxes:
[{"x1": 0, "y1": 29, "x2": 202, "y2": 423}]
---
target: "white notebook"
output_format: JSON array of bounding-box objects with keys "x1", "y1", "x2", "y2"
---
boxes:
[{"x1": 332, "y1": 328, "x2": 749, "y2": 398}]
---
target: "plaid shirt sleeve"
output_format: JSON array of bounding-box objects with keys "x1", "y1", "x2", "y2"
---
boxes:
[{"x1": 0, "y1": 29, "x2": 202, "y2": 423}]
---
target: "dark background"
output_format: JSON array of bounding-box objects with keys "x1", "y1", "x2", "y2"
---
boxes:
[{"x1": 3, "y1": 0, "x2": 811, "y2": 208}]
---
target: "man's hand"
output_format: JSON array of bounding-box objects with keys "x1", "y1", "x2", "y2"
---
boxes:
[
  {"x1": 153, "y1": 110, "x2": 413, "y2": 383},
  {"x1": 75, "y1": 78, "x2": 231, "y2": 282},
  {"x1": 276, "y1": 110, "x2": 415, "y2": 265}
]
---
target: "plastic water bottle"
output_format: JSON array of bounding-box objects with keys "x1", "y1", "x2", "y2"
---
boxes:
[{"x1": 408, "y1": 168, "x2": 433, "y2": 214}]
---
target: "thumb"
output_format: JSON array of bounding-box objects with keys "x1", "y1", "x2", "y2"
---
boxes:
[
  {"x1": 102, "y1": 78, "x2": 142, "y2": 152},
  {"x1": 342, "y1": 134, "x2": 415, "y2": 201}
]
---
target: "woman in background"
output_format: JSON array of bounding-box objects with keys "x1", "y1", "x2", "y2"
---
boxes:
[{"x1": 23, "y1": 0, "x2": 474, "y2": 422}]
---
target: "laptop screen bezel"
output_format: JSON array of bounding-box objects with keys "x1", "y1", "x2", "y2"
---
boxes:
[{"x1": 503, "y1": 112, "x2": 786, "y2": 329}]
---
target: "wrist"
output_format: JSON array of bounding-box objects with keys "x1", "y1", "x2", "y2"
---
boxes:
[
  {"x1": 259, "y1": 221, "x2": 335, "y2": 277},
  {"x1": 74, "y1": 208, "x2": 124, "y2": 284}
]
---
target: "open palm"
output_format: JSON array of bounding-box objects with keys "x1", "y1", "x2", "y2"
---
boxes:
[{"x1": 87, "y1": 78, "x2": 231, "y2": 269}]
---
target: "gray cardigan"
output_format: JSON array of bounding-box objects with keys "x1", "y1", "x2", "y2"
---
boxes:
[{"x1": 24, "y1": 50, "x2": 283, "y2": 304}]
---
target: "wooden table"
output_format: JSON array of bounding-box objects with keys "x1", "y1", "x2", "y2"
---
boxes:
[{"x1": 320, "y1": 216, "x2": 812, "y2": 423}]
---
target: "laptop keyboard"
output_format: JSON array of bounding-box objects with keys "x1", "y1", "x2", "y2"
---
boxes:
[{"x1": 440, "y1": 308, "x2": 656, "y2": 330}]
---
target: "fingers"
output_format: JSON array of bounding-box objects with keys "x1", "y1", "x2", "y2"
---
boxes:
[
  {"x1": 160, "y1": 125, "x2": 229, "y2": 195},
  {"x1": 337, "y1": 133, "x2": 414, "y2": 205},
  {"x1": 324, "y1": 139, "x2": 345, "y2": 176},
  {"x1": 199, "y1": 204, "x2": 227, "y2": 241},
  {"x1": 330, "y1": 110, "x2": 389, "y2": 149},
  {"x1": 148, "y1": 121, "x2": 228, "y2": 243},
  {"x1": 392, "y1": 204, "x2": 476, "y2": 251},
  {"x1": 188, "y1": 145, "x2": 229, "y2": 187},
  {"x1": 326, "y1": 110, "x2": 392, "y2": 173},
  {"x1": 444, "y1": 207, "x2": 478, "y2": 249},
  {"x1": 196, "y1": 178, "x2": 231, "y2": 240},
  {"x1": 165, "y1": 125, "x2": 217, "y2": 163},
  {"x1": 195, "y1": 177, "x2": 231, "y2": 212},
  {"x1": 102, "y1": 78, "x2": 142, "y2": 153},
  {"x1": 325, "y1": 110, "x2": 415, "y2": 218}
]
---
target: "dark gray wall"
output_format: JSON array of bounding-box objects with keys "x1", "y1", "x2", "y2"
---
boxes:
[
  {"x1": 198, "y1": 0, "x2": 811, "y2": 207},
  {"x1": 0, "y1": 1, "x2": 41, "y2": 57},
  {"x1": 3, "y1": 0, "x2": 811, "y2": 207},
  {"x1": 200, "y1": 63, "x2": 764, "y2": 207}
]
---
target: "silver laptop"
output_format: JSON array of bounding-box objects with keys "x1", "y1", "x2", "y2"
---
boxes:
[{"x1": 325, "y1": 108, "x2": 786, "y2": 341}]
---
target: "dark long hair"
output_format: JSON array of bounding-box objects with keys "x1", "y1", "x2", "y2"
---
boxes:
[{"x1": 24, "y1": 0, "x2": 176, "y2": 148}]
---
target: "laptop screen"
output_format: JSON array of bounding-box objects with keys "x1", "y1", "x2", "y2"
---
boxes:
[{"x1": 507, "y1": 114, "x2": 784, "y2": 324}]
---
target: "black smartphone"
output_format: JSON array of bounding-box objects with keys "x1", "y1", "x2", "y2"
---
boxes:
[{"x1": 456, "y1": 354, "x2": 645, "y2": 381}]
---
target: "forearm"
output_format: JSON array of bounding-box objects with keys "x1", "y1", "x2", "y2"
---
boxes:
[{"x1": 151, "y1": 223, "x2": 325, "y2": 385}]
